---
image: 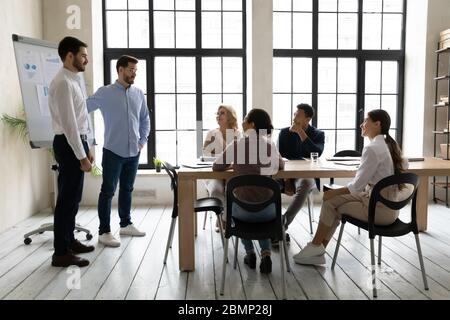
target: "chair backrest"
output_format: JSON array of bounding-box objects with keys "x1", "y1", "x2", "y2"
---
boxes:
[
  {"x1": 334, "y1": 150, "x2": 362, "y2": 157},
  {"x1": 225, "y1": 175, "x2": 282, "y2": 240},
  {"x1": 162, "y1": 161, "x2": 178, "y2": 218},
  {"x1": 368, "y1": 172, "x2": 419, "y2": 234}
]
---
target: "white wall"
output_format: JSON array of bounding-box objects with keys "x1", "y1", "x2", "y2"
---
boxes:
[{"x1": 0, "y1": 0, "x2": 51, "y2": 233}]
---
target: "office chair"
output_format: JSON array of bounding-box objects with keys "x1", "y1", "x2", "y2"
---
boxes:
[
  {"x1": 23, "y1": 164, "x2": 92, "y2": 245},
  {"x1": 220, "y1": 175, "x2": 290, "y2": 300},
  {"x1": 331, "y1": 173, "x2": 429, "y2": 298},
  {"x1": 323, "y1": 150, "x2": 362, "y2": 235},
  {"x1": 162, "y1": 161, "x2": 224, "y2": 264}
]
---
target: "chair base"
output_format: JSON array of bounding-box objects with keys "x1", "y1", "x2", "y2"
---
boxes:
[{"x1": 23, "y1": 223, "x2": 92, "y2": 245}]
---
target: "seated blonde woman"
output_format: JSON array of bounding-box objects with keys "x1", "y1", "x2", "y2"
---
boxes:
[{"x1": 203, "y1": 105, "x2": 241, "y2": 231}]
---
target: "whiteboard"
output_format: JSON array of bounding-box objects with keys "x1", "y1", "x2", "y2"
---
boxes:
[{"x1": 12, "y1": 34, "x2": 94, "y2": 149}]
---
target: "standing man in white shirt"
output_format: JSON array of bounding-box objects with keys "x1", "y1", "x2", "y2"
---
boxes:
[
  {"x1": 48, "y1": 36, "x2": 95, "y2": 267},
  {"x1": 87, "y1": 55, "x2": 150, "y2": 247}
]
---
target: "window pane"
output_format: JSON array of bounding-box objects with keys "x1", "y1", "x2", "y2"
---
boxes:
[
  {"x1": 339, "y1": 0, "x2": 358, "y2": 12},
  {"x1": 273, "y1": 94, "x2": 292, "y2": 129},
  {"x1": 176, "y1": 0, "x2": 195, "y2": 10},
  {"x1": 323, "y1": 130, "x2": 336, "y2": 158},
  {"x1": 154, "y1": 0, "x2": 174, "y2": 10},
  {"x1": 110, "y1": 60, "x2": 118, "y2": 84},
  {"x1": 338, "y1": 58, "x2": 356, "y2": 93},
  {"x1": 365, "y1": 61, "x2": 381, "y2": 94},
  {"x1": 222, "y1": 94, "x2": 243, "y2": 122},
  {"x1": 155, "y1": 57, "x2": 175, "y2": 93},
  {"x1": 106, "y1": 11, "x2": 128, "y2": 48},
  {"x1": 363, "y1": 0, "x2": 382, "y2": 12},
  {"x1": 338, "y1": 13, "x2": 357, "y2": 49},
  {"x1": 363, "y1": 13, "x2": 381, "y2": 49},
  {"x1": 106, "y1": 0, "x2": 127, "y2": 10},
  {"x1": 292, "y1": 94, "x2": 312, "y2": 109},
  {"x1": 274, "y1": 0, "x2": 291, "y2": 11},
  {"x1": 128, "y1": 0, "x2": 149, "y2": 10},
  {"x1": 139, "y1": 144, "x2": 148, "y2": 164},
  {"x1": 202, "y1": 12, "x2": 222, "y2": 48},
  {"x1": 337, "y1": 94, "x2": 356, "y2": 128},
  {"x1": 223, "y1": 0, "x2": 242, "y2": 11},
  {"x1": 176, "y1": 12, "x2": 196, "y2": 48},
  {"x1": 154, "y1": 11, "x2": 175, "y2": 48},
  {"x1": 382, "y1": 95, "x2": 397, "y2": 128},
  {"x1": 202, "y1": 0, "x2": 221, "y2": 11},
  {"x1": 177, "y1": 57, "x2": 196, "y2": 93},
  {"x1": 177, "y1": 94, "x2": 196, "y2": 129},
  {"x1": 336, "y1": 130, "x2": 355, "y2": 151},
  {"x1": 202, "y1": 94, "x2": 222, "y2": 130},
  {"x1": 293, "y1": 13, "x2": 312, "y2": 49},
  {"x1": 178, "y1": 131, "x2": 198, "y2": 164},
  {"x1": 365, "y1": 95, "x2": 381, "y2": 110},
  {"x1": 156, "y1": 131, "x2": 176, "y2": 164},
  {"x1": 293, "y1": 0, "x2": 312, "y2": 11},
  {"x1": 382, "y1": 61, "x2": 398, "y2": 94},
  {"x1": 133, "y1": 60, "x2": 147, "y2": 94},
  {"x1": 318, "y1": 58, "x2": 336, "y2": 93},
  {"x1": 319, "y1": 0, "x2": 337, "y2": 12},
  {"x1": 223, "y1": 58, "x2": 242, "y2": 92},
  {"x1": 155, "y1": 94, "x2": 176, "y2": 130},
  {"x1": 382, "y1": 14, "x2": 402, "y2": 50},
  {"x1": 319, "y1": 13, "x2": 337, "y2": 49},
  {"x1": 384, "y1": 0, "x2": 403, "y2": 12},
  {"x1": 318, "y1": 94, "x2": 337, "y2": 129},
  {"x1": 273, "y1": 12, "x2": 291, "y2": 49},
  {"x1": 223, "y1": 12, "x2": 242, "y2": 48},
  {"x1": 202, "y1": 58, "x2": 222, "y2": 93},
  {"x1": 273, "y1": 58, "x2": 292, "y2": 93},
  {"x1": 293, "y1": 58, "x2": 312, "y2": 92},
  {"x1": 129, "y1": 11, "x2": 149, "y2": 48}
]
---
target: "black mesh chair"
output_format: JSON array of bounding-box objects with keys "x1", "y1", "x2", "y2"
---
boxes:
[
  {"x1": 162, "y1": 162, "x2": 224, "y2": 264},
  {"x1": 331, "y1": 173, "x2": 429, "y2": 298},
  {"x1": 219, "y1": 175, "x2": 290, "y2": 300}
]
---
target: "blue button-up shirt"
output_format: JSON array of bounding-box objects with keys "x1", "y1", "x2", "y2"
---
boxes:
[{"x1": 87, "y1": 81, "x2": 150, "y2": 158}]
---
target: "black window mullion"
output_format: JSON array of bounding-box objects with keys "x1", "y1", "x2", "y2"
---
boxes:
[{"x1": 312, "y1": 0, "x2": 319, "y2": 128}]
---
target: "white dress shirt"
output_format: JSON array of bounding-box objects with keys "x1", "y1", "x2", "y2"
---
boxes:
[
  {"x1": 49, "y1": 68, "x2": 90, "y2": 160},
  {"x1": 347, "y1": 135, "x2": 396, "y2": 194}
]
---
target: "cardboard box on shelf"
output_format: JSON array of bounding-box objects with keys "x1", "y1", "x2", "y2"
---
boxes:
[{"x1": 439, "y1": 39, "x2": 450, "y2": 50}]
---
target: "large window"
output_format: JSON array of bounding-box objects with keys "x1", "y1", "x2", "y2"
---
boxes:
[
  {"x1": 273, "y1": 0, "x2": 406, "y2": 157},
  {"x1": 103, "y1": 0, "x2": 246, "y2": 168}
]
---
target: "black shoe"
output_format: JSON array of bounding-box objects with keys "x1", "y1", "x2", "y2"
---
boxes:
[
  {"x1": 244, "y1": 253, "x2": 256, "y2": 269},
  {"x1": 70, "y1": 240, "x2": 95, "y2": 254},
  {"x1": 259, "y1": 255, "x2": 272, "y2": 274},
  {"x1": 285, "y1": 233, "x2": 291, "y2": 244},
  {"x1": 271, "y1": 233, "x2": 290, "y2": 248},
  {"x1": 51, "y1": 253, "x2": 90, "y2": 267}
]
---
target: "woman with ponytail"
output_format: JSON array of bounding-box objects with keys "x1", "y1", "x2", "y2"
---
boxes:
[{"x1": 293, "y1": 109, "x2": 407, "y2": 265}]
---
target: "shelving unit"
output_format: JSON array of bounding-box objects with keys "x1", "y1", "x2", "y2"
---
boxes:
[{"x1": 433, "y1": 46, "x2": 450, "y2": 206}]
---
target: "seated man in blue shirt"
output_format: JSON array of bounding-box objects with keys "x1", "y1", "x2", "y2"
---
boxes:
[
  {"x1": 277, "y1": 103, "x2": 324, "y2": 243},
  {"x1": 87, "y1": 55, "x2": 150, "y2": 247}
]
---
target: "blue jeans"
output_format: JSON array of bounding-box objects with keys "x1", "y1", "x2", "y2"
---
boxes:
[
  {"x1": 232, "y1": 202, "x2": 276, "y2": 253},
  {"x1": 98, "y1": 148, "x2": 140, "y2": 234}
]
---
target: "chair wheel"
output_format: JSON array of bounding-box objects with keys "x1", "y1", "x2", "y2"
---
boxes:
[
  {"x1": 86, "y1": 233, "x2": 93, "y2": 240},
  {"x1": 24, "y1": 238, "x2": 32, "y2": 245}
]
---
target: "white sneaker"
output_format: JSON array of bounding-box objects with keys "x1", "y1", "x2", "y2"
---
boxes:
[
  {"x1": 99, "y1": 232, "x2": 121, "y2": 247},
  {"x1": 293, "y1": 242, "x2": 326, "y2": 265},
  {"x1": 119, "y1": 224, "x2": 146, "y2": 237}
]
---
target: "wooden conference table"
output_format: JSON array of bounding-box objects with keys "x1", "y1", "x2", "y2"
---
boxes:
[{"x1": 177, "y1": 157, "x2": 450, "y2": 271}]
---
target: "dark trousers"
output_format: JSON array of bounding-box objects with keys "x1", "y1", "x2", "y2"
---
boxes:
[
  {"x1": 53, "y1": 134, "x2": 89, "y2": 256},
  {"x1": 98, "y1": 148, "x2": 140, "y2": 235}
]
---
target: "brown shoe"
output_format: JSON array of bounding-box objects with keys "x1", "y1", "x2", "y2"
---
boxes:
[
  {"x1": 52, "y1": 253, "x2": 90, "y2": 267},
  {"x1": 70, "y1": 240, "x2": 95, "y2": 254}
]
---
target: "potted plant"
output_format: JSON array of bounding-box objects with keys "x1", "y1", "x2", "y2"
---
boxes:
[{"x1": 153, "y1": 157, "x2": 162, "y2": 172}]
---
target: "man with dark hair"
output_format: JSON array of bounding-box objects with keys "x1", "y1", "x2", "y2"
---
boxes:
[
  {"x1": 87, "y1": 55, "x2": 150, "y2": 247},
  {"x1": 49, "y1": 36, "x2": 95, "y2": 267},
  {"x1": 276, "y1": 103, "x2": 325, "y2": 243}
]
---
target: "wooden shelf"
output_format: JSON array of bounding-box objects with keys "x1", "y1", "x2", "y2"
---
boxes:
[
  {"x1": 431, "y1": 182, "x2": 450, "y2": 189},
  {"x1": 436, "y1": 47, "x2": 450, "y2": 54},
  {"x1": 434, "y1": 75, "x2": 450, "y2": 81},
  {"x1": 432, "y1": 131, "x2": 450, "y2": 134},
  {"x1": 434, "y1": 102, "x2": 449, "y2": 107}
]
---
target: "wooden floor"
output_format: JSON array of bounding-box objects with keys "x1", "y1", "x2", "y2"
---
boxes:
[{"x1": 1, "y1": 203, "x2": 450, "y2": 300}]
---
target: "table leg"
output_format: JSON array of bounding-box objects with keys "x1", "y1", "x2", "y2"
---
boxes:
[
  {"x1": 416, "y1": 177, "x2": 428, "y2": 232},
  {"x1": 178, "y1": 178, "x2": 195, "y2": 271}
]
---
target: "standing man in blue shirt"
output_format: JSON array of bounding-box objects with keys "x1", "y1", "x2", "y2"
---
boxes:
[
  {"x1": 277, "y1": 103, "x2": 324, "y2": 242},
  {"x1": 87, "y1": 55, "x2": 150, "y2": 247}
]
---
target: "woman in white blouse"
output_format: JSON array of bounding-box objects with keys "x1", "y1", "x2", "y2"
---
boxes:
[
  {"x1": 293, "y1": 109, "x2": 407, "y2": 265},
  {"x1": 203, "y1": 105, "x2": 241, "y2": 231}
]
